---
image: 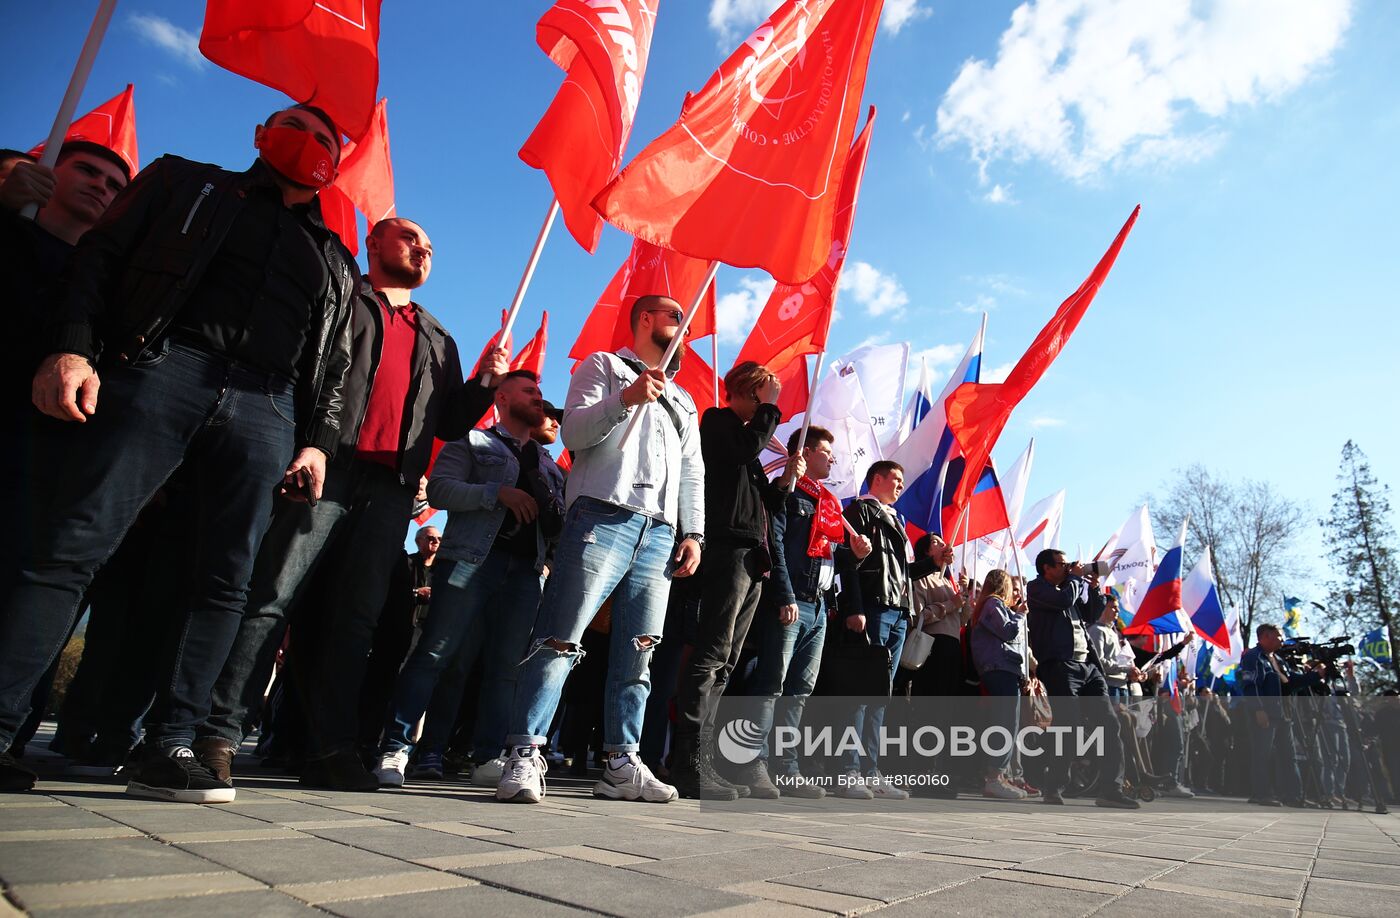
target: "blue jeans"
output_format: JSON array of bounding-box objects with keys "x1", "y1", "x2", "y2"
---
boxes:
[
  {"x1": 842, "y1": 606, "x2": 908, "y2": 775},
  {"x1": 0, "y1": 344, "x2": 295, "y2": 749},
  {"x1": 383, "y1": 551, "x2": 541, "y2": 754},
  {"x1": 753, "y1": 597, "x2": 827, "y2": 776},
  {"x1": 980, "y1": 669, "x2": 1022, "y2": 775},
  {"x1": 507, "y1": 498, "x2": 674, "y2": 754},
  {"x1": 199, "y1": 458, "x2": 414, "y2": 754}
]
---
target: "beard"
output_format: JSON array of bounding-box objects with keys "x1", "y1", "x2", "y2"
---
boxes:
[
  {"x1": 378, "y1": 259, "x2": 426, "y2": 289},
  {"x1": 651, "y1": 327, "x2": 683, "y2": 373},
  {"x1": 509, "y1": 402, "x2": 546, "y2": 428}
]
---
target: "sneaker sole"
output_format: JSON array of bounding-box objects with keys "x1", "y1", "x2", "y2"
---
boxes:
[
  {"x1": 375, "y1": 773, "x2": 406, "y2": 788},
  {"x1": 496, "y1": 787, "x2": 543, "y2": 803},
  {"x1": 592, "y1": 780, "x2": 679, "y2": 803},
  {"x1": 126, "y1": 781, "x2": 235, "y2": 804}
]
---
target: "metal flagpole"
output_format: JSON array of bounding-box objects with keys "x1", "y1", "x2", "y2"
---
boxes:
[
  {"x1": 483, "y1": 197, "x2": 559, "y2": 386},
  {"x1": 22, "y1": 0, "x2": 119, "y2": 221},
  {"x1": 787, "y1": 351, "x2": 826, "y2": 493},
  {"x1": 617, "y1": 261, "x2": 720, "y2": 449},
  {"x1": 711, "y1": 325, "x2": 720, "y2": 408}
]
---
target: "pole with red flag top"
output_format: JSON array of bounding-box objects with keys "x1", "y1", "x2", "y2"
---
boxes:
[
  {"x1": 22, "y1": 0, "x2": 118, "y2": 221},
  {"x1": 484, "y1": 197, "x2": 559, "y2": 386},
  {"x1": 617, "y1": 260, "x2": 720, "y2": 448}
]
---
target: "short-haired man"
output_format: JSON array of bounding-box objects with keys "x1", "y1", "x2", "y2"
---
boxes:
[
  {"x1": 744, "y1": 426, "x2": 871, "y2": 798},
  {"x1": 1239, "y1": 623, "x2": 1318, "y2": 806},
  {"x1": 373, "y1": 371, "x2": 565, "y2": 786},
  {"x1": 835, "y1": 460, "x2": 938, "y2": 799},
  {"x1": 532, "y1": 400, "x2": 563, "y2": 446},
  {"x1": 497, "y1": 294, "x2": 704, "y2": 805},
  {"x1": 0, "y1": 105, "x2": 358, "y2": 800},
  {"x1": 195, "y1": 216, "x2": 505, "y2": 792},
  {"x1": 0, "y1": 149, "x2": 37, "y2": 184},
  {"x1": 1026, "y1": 549, "x2": 1140, "y2": 808}
]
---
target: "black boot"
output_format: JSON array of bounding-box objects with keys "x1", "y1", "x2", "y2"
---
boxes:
[
  {"x1": 668, "y1": 731, "x2": 737, "y2": 801},
  {"x1": 731, "y1": 759, "x2": 780, "y2": 799},
  {"x1": 698, "y1": 728, "x2": 750, "y2": 799}
]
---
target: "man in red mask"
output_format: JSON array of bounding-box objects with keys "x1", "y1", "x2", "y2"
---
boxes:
[{"x1": 0, "y1": 105, "x2": 361, "y2": 803}]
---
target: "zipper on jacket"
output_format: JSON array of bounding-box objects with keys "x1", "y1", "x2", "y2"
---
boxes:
[{"x1": 181, "y1": 183, "x2": 215, "y2": 235}]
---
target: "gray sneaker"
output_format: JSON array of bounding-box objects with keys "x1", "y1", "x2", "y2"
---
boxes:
[
  {"x1": 496, "y1": 749, "x2": 546, "y2": 803},
  {"x1": 470, "y1": 756, "x2": 506, "y2": 787}
]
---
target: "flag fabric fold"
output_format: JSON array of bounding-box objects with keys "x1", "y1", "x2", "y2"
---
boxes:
[
  {"x1": 1016, "y1": 489, "x2": 1065, "y2": 561},
  {"x1": 1183, "y1": 546, "x2": 1229, "y2": 650},
  {"x1": 1125, "y1": 518, "x2": 1191, "y2": 636},
  {"x1": 29, "y1": 84, "x2": 138, "y2": 178},
  {"x1": 593, "y1": 0, "x2": 886, "y2": 284},
  {"x1": 337, "y1": 98, "x2": 395, "y2": 225}
]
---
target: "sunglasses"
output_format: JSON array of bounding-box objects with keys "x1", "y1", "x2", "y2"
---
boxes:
[{"x1": 644, "y1": 308, "x2": 685, "y2": 323}]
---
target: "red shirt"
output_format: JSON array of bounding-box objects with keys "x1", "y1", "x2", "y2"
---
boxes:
[{"x1": 356, "y1": 296, "x2": 419, "y2": 468}]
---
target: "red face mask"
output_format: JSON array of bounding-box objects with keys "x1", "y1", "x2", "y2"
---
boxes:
[{"x1": 256, "y1": 125, "x2": 336, "y2": 190}]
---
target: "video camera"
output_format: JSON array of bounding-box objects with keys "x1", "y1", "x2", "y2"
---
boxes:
[{"x1": 1277, "y1": 635, "x2": 1356, "y2": 665}]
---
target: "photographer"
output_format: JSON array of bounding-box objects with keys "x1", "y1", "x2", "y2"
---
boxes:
[{"x1": 1238, "y1": 623, "x2": 1319, "y2": 806}]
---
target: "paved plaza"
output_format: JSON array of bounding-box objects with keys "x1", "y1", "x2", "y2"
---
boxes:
[{"x1": 2, "y1": 740, "x2": 1397, "y2": 917}]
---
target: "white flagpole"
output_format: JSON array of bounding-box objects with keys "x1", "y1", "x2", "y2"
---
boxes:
[
  {"x1": 617, "y1": 260, "x2": 720, "y2": 449},
  {"x1": 483, "y1": 197, "x2": 559, "y2": 386},
  {"x1": 22, "y1": 0, "x2": 119, "y2": 221},
  {"x1": 711, "y1": 326, "x2": 720, "y2": 408},
  {"x1": 787, "y1": 351, "x2": 827, "y2": 493}
]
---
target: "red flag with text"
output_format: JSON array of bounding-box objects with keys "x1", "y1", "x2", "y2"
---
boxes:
[
  {"x1": 946, "y1": 207, "x2": 1140, "y2": 515},
  {"x1": 200, "y1": 0, "x2": 382, "y2": 139},
  {"x1": 734, "y1": 108, "x2": 875, "y2": 419},
  {"x1": 29, "y1": 84, "x2": 138, "y2": 178},
  {"x1": 593, "y1": 0, "x2": 885, "y2": 284},
  {"x1": 568, "y1": 238, "x2": 715, "y2": 360},
  {"x1": 520, "y1": 0, "x2": 659, "y2": 253}
]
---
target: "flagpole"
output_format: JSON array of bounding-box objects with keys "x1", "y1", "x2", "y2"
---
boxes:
[
  {"x1": 617, "y1": 260, "x2": 720, "y2": 449},
  {"x1": 483, "y1": 197, "x2": 559, "y2": 387},
  {"x1": 22, "y1": 0, "x2": 119, "y2": 221},
  {"x1": 711, "y1": 328, "x2": 720, "y2": 408},
  {"x1": 787, "y1": 351, "x2": 827, "y2": 493}
]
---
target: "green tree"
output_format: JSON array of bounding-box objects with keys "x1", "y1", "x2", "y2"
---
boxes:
[{"x1": 1321, "y1": 441, "x2": 1400, "y2": 687}]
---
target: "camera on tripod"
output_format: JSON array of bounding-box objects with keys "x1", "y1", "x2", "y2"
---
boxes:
[{"x1": 1277, "y1": 635, "x2": 1356, "y2": 665}]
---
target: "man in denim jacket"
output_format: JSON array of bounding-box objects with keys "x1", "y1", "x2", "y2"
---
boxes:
[{"x1": 372, "y1": 371, "x2": 564, "y2": 786}]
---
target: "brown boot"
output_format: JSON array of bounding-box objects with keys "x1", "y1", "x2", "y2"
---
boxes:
[{"x1": 192, "y1": 738, "x2": 236, "y2": 784}]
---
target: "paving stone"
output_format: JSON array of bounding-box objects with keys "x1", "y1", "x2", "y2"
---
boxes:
[
  {"x1": 25, "y1": 890, "x2": 316, "y2": 917},
  {"x1": 1157, "y1": 862, "x2": 1307, "y2": 901},
  {"x1": 625, "y1": 845, "x2": 860, "y2": 887},
  {"x1": 175, "y1": 836, "x2": 417, "y2": 886},
  {"x1": 1303, "y1": 878, "x2": 1400, "y2": 918},
  {"x1": 1010, "y1": 851, "x2": 1171, "y2": 885},
  {"x1": 99, "y1": 806, "x2": 273, "y2": 836},
  {"x1": 929, "y1": 841, "x2": 1084, "y2": 864},
  {"x1": 1097, "y1": 887, "x2": 1297, "y2": 918},
  {"x1": 12, "y1": 871, "x2": 264, "y2": 910},
  {"x1": 1099, "y1": 840, "x2": 1218, "y2": 861},
  {"x1": 458, "y1": 857, "x2": 758, "y2": 917},
  {"x1": 1314, "y1": 847, "x2": 1400, "y2": 866},
  {"x1": 277, "y1": 871, "x2": 476, "y2": 905},
  {"x1": 721, "y1": 880, "x2": 881, "y2": 913},
  {"x1": 868, "y1": 875, "x2": 1112, "y2": 917},
  {"x1": 305, "y1": 824, "x2": 519, "y2": 860},
  {"x1": 0, "y1": 806, "x2": 117, "y2": 831},
  {"x1": 1311, "y1": 858, "x2": 1400, "y2": 886},
  {"x1": 1226, "y1": 838, "x2": 1318, "y2": 855},
  {"x1": 769, "y1": 856, "x2": 987, "y2": 903},
  {"x1": 1197, "y1": 846, "x2": 1315, "y2": 870},
  {"x1": 0, "y1": 836, "x2": 219, "y2": 884},
  {"x1": 321, "y1": 883, "x2": 596, "y2": 917}
]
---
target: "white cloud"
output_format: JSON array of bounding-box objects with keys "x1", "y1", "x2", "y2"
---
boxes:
[
  {"x1": 984, "y1": 362, "x2": 1013, "y2": 383},
  {"x1": 839, "y1": 261, "x2": 909, "y2": 318},
  {"x1": 935, "y1": 0, "x2": 1352, "y2": 180},
  {"x1": 984, "y1": 183, "x2": 1016, "y2": 205},
  {"x1": 716, "y1": 275, "x2": 776, "y2": 345},
  {"x1": 952, "y1": 293, "x2": 997, "y2": 315},
  {"x1": 1030, "y1": 416, "x2": 1066, "y2": 429},
  {"x1": 708, "y1": 0, "x2": 927, "y2": 40},
  {"x1": 128, "y1": 13, "x2": 205, "y2": 70},
  {"x1": 910, "y1": 343, "x2": 965, "y2": 378}
]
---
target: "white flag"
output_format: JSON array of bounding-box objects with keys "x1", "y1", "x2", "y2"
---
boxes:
[
  {"x1": 1104, "y1": 504, "x2": 1156, "y2": 614},
  {"x1": 1016, "y1": 490, "x2": 1065, "y2": 563}
]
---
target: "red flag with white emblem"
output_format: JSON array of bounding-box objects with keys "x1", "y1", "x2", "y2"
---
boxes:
[
  {"x1": 28, "y1": 84, "x2": 139, "y2": 178},
  {"x1": 568, "y1": 238, "x2": 716, "y2": 360}
]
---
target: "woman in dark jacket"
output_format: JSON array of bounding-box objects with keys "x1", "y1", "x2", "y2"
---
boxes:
[{"x1": 971, "y1": 569, "x2": 1028, "y2": 800}]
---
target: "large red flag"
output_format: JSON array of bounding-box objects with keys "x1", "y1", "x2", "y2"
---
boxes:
[
  {"x1": 200, "y1": 0, "x2": 382, "y2": 139},
  {"x1": 593, "y1": 0, "x2": 885, "y2": 284},
  {"x1": 318, "y1": 185, "x2": 360, "y2": 255},
  {"x1": 674, "y1": 347, "x2": 721, "y2": 416},
  {"x1": 568, "y1": 238, "x2": 716, "y2": 360},
  {"x1": 734, "y1": 108, "x2": 875, "y2": 419},
  {"x1": 29, "y1": 84, "x2": 138, "y2": 178},
  {"x1": 520, "y1": 0, "x2": 659, "y2": 253},
  {"x1": 337, "y1": 98, "x2": 395, "y2": 225},
  {"x1": 946, "y1": 207, "x2": 1141, "y2": 515}
]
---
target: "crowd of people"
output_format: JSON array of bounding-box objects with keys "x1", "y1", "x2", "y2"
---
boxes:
[{"x1": 2, "y1": 109, "x2": 1397, "y2": 814}]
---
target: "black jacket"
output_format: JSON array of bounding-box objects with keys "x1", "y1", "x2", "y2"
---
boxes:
[
  {"x1": 700, "y1": 404, "x2": 783, "y2": 543},
  {"x1": 339, "y1": 281, "x2": 496, "y2": 486},
  {"x1": 1027, "y1": 575, "x2": 1106, "y2": 666},
  {"x1": 838, "y1": 497, "x2": 938, "y2": 616},
  {"x1": 50, "y1": 156, "x2": 358, "y2": 456},
  {"x1": 765, "y1": 480, "x2": 854, "y2": 607}
]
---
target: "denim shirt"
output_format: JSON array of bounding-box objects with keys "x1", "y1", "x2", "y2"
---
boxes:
[
  {"x1": 427, "y1": 425, "x2": 565, "y2": 572},
  {"x1": 972, "y1": 597, "x2": 1026, "y2": 676}
]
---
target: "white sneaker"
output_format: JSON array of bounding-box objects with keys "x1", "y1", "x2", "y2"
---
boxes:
[
  {"x1": 470, "y1": 756, "x2": 506, "y2": 788},
  {"x1": 373, "y1": 749, "x2": 409, "y2": 788},
  {"x1": 836, "y1": 769, "x2": 874, "y2": 800},
  {"x1": 982, "y1": 776, "x2": 1027, "y2": 800},
  {"x1": 593, "y1": 754, "x2": 678, "y2": 802},
  {"x1": 496, "y1": 749, "x2": 547, "y2": 803},
  {"x1": 868, "y1": 772, "x2": 909, "y2": 801},
  {"x1": 1165, "y1": 782, "x2": 1196, "y2": 799}
]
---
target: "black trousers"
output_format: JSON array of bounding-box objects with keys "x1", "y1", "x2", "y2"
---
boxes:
[{"x1": 1038, "y1": 659, "x2": 1125, "y2": 794}]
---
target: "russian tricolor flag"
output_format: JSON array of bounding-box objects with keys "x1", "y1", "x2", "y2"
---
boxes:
[
  {"x1": 1182, "y1": 546, "x2": 1229, "y2": 651},
  {"x1": 936, "y1": 456, "x2": 1010, "y2": 543},
  {"x1": 1124, "y1": 519, "x2": 1191, "y2": 636}
]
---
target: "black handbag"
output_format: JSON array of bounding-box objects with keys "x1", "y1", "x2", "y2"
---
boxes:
[{"x1": 814, "y1": 626, "x2": 893, "y2": 698}]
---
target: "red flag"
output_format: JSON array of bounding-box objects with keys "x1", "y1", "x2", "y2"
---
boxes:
[
  {"x1": 520, "y1": 0, "x2": 659, "y2": 253},
  {"x1": 318, "y1": 185, "x2": 360, "y2": 255},
  {"x1": 336, "y1": 98, "x2": 395, "y2": 225},
  {"x1": 568, "y1": 238, "x2": 716, "y2": 360},
  {"x1": 29, "y1": 84, "x2": 138, "y2": 178},
  {"x1": 200, "y1": 0, "x2": 382, "y2": 139},
  {"x1": 946, "y1": 207, "x2": 1141, "y2": 514},
  {"x1": 734, "y1": 108, "x2": 875, "y2": 419},
  {"x1": 471, "y1": 311, "x2": 550, "y2": 431},
  {"x1": 593, "y1": 0, "x2": 885, "y2": 284},
  {"x1": 674, "y1": 347, "x2": 721, "y2": 416}
]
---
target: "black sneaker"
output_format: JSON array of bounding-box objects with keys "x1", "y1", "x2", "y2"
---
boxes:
[
  {"x1": 1095, "y1": 789, "x2": 1143, "y2": 810},
  {"x1": 300, "y1": 751, "x2": 380, "y2": 792},
  {"x1": 126, "y1": 745, "x2": 235, "y2": 804},
  {"x1": 0, "y1": 752, "x2": 36, "y2": 792}
]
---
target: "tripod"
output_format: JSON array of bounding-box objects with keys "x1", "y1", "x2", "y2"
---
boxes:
[{"x1": 1336, "y1": 690, "x2": 1390, "y2": 815}]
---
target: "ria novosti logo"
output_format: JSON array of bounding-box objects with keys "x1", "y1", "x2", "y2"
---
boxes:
[{"x1": 716, "y1": 718, "x2": 766, "y2": 765}]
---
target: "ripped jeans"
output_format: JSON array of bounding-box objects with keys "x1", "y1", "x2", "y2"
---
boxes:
[{"x1": 506, "y1": 497, "x2": 675, "y2": 754}]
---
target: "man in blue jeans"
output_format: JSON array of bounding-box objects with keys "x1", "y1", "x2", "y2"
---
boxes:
[
  {"x1": 1239, "y1": 623, "x2": 1318, "y2": 806},
  {"x1": 745, "y1": 425, "x2": 870, "y2": 798},
  {"x1": 373, "y1": 371, "x2": 564, "y2": 786},
  {"x1": 496, "y1": 295, "x2": 704, "y2": 804},
  {"x1": 0, "y1": 106, "x2": 357, "y2": 802}
]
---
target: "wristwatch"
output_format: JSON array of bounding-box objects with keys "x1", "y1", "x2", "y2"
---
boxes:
[{"x1": 683, "y1": 532, "x2": 705, "y2": 550}]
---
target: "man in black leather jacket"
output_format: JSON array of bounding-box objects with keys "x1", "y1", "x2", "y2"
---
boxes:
[{"x1": 0, "y1": 105, "x2": 357, "y2": 803}]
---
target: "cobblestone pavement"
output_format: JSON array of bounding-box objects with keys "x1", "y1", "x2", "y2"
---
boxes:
[{"x1": 2, "y1": 743, "x2": 1397, "y2": 917}]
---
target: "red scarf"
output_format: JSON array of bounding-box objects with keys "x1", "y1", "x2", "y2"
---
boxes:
[{"x1": 796, "y1": 477, "x2": 846, "y2": 559}]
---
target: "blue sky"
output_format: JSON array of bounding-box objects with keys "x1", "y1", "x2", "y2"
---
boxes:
[{"x1": 4, "y1": 1, "x2": 1397, "y2": 599}]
